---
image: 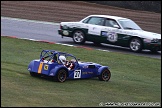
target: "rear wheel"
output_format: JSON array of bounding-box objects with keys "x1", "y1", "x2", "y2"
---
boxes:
[
  {"x1": 129, "y1": 38, "x2": 143, "y2": 52},
  {"x1": 98, "y1": 69, "x2": 111, "y2": 81},
  {"x1": 56, "y1": 69, "x2": 67, "y2": 82},
  {"x1": 72, "y1": 30, "x2": 85, "y2": 44},
  {"x1": 30, "y1": 72, "x2": 39, "y2": 77}
]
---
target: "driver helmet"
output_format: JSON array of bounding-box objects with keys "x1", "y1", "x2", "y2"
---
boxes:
[{"x1": 59, "y1": 55, "x2": 66, "y2": 65}]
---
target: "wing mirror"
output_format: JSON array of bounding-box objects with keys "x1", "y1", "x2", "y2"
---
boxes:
[{"x1": 113, "y1": 25, "x2": 120, "y2": 29}]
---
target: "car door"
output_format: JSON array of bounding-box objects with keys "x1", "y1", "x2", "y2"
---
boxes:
[
  {"x1": 85, "y1": 17, "x2": 120, "y2": 44},
  {"x1": 85, "y1": 17, "x2": 105, "y2": 42},
  {"x1": 100, "y1": 18, "x2": 121, "y2": 44}
]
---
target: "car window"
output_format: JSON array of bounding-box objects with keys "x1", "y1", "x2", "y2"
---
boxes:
[
  {"x1": 82, "y1": 17, "x2": 90, "y2": 23},
  {"x1": 118, "y1": 19, "x2": 142, "y2": 30},
  {"x1": 87, "y1": 17, "x2": 105, "y2": 26},
  {"x1": 105, "y1": 19, "x2": 118, "y2": 28}
]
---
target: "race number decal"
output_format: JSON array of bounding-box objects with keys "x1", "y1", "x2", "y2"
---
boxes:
[
  {"x1": 107, "y1": 32, "x2": 118, "y2": 42},
  {"x1": 74, "y1": 70, "x2": 81, "y2": 78}
]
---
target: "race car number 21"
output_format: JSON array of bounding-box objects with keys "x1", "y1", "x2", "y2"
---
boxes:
[
  {"x1": 74, "y1": 70, "x2": 81, "y2": 78},
  {"x1": 107, "y1": 32, "x2": 118, "y2": 42}
]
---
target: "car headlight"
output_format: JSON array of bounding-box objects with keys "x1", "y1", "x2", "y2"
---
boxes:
[{"x1": 143, "y1": 38, "x2": 160, "y2": 43}]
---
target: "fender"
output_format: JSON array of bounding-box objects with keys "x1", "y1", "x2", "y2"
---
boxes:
[
  {"x1": 97, "y1": 66, "x2": 110, "y2": 76},
  {"x1": 49, "y1": 65, "x2": 68, "y2": 76},
  {"x1": 28, "y1": 60, "x2": 37, "y2": 72},
  {"x1": 28, "y1": 59, "x2": 44, "y2": 72}
]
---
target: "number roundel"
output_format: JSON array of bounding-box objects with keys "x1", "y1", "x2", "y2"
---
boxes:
[
  {"x1": 74, "y1": 70, "x2": 81, "y2": 78},
  {"x1": 107, "y1": 32, "x2": 118, "y2": 42}
]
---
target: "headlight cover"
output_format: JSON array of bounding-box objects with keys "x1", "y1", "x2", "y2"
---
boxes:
[{"x1": 144, "y1": 38, "x2": 160, "y2": 43}]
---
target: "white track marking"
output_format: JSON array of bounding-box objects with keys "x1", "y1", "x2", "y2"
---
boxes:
[{"x1": 1, "y1": 16, "x2": 59, "y2": 25}]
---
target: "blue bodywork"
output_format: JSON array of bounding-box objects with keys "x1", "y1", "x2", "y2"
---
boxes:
[{"x1": 28, "y1": 50, "x2": 111, "y2": 81}]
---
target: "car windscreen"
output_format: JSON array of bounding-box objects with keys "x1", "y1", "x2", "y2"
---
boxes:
[{"x1": 118, "y1": 19, "x2": 142, "y2": 30}]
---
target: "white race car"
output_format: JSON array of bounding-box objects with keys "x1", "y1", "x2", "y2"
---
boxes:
[{"x1": 58, "y1": 15, "x2": 161, "y2": 53}]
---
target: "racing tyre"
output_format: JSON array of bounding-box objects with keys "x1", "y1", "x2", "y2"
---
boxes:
[
  {"x1": 30, "y1": 72, "x2": 39, "y2": 77},
  {"x1": 72, "y1": 30, "x2": 86, "y2": 44},
  {"x1": 98, "y1": 69, "x2": 111, "y2": 81},
  {"x1": 56, "y1": 69, "x2": 67, "y2": 82},
  {"x1": 129, "y1": 37, "x2": 143, "y2": 52}
]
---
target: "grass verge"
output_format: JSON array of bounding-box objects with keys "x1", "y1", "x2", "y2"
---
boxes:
[{"x1": 1, "y1": 36, "x2": 161, "y2": 107}]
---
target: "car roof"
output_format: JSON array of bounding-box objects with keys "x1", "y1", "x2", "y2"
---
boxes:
[{"x1": 87, "y1": 15, "x2": 129, "y2": 20}]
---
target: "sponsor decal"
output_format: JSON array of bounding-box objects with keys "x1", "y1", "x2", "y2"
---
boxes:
[
  {"x1": 88, "y1": 26, "x2": 102, "y2": 35},
  {"x1": 82, "y1": 72, "x2": 88, "y2": 74},
  {"x1": 101, "y1": 31, "x2": 118, "y2": 42},
  {"x1": 101, "y1": 31, "x2": 108, "y2": 37},
  {"x1": 44, "y1": 64, "x2": 48, "y2": 70},
  {"x1": 82, "y1": 72, "x2": 93, "y2": 74},
  {"x1": 83, "y1": 66, "x2": 88, "y2": 68}
]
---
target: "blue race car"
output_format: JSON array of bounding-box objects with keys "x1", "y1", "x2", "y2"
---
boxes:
[{"x1": 28, "y1": 50, "x2": 111, "y2": 82}]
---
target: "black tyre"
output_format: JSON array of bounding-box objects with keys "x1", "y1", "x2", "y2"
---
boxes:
[
  {"x1": 30, "y1": 72, "x2": 39, "y2": 77},
  {"x1": 98, "y1": 69, "x2": 111, "y2": 81},
  {"x1": 56, "y1": 69, "x2": 67, "y2": 82},
  {"x1": 129, "y1": 38, "x2": 143, "y2": 52},
  {"x1": 72, "y1": 30, "x2": 85, "y2": 44}
]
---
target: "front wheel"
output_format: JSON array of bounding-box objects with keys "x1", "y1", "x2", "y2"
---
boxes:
[
  {"x1": 129, "y1": 38, "x2": 143, "y2": 52},
  {"x1": 72, "y1": 30, "x2": 85, "y2": 44},
  {"x1": 55, "y1": 69, "x2": 67, "y2": 82},
  {"x1": 98, "y1": 69, "x2": 111, "y2": 81}
]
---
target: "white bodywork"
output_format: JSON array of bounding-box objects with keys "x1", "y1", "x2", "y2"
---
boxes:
[{"x1": 60, "y1": 15, "x2": 161, "y2": 41}]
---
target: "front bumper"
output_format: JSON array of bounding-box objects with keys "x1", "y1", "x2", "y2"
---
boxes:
[
  {"x1": 58, "y1": 29, "x2": 72, "y2": 37},
  {"x1": 58, "y1": 29, "x2": 63, "y2": 35},
  {"x1": 144, "y1": 43, "x2": 161, "y2": 51}
]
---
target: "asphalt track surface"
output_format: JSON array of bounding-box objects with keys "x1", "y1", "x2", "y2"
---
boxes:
[{"x1": 1, "y1": 17, "x2": 161, "y2": 59}]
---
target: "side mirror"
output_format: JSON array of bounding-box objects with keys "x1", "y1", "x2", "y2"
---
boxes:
[{"x1": 113, "y1": 25, "x2": 120, "y2": 29}]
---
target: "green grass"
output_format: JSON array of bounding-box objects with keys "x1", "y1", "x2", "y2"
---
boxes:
[{"x1": 1, "y1": 36, "x2": 161, "y2": 107}]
